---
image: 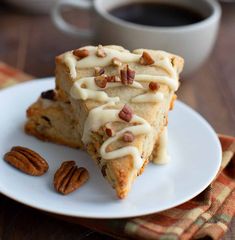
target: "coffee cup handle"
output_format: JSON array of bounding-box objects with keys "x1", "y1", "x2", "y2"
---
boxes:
[{"x1": 51, "y1": 0, "x2": 94, "y2": 38}]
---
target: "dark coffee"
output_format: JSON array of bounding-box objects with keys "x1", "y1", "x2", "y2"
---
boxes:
[{"x1": 109, "y1": 3, "x2": 205, "y2": 27}]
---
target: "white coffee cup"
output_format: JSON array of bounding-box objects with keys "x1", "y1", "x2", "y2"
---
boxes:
[{"x1": 51, "y1": 0, "x2": 221, "y2": 75}]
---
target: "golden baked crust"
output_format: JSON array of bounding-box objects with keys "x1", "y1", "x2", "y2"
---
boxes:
[{"x1": 25, "y1": 98, "x2": 83, "y2": 148}]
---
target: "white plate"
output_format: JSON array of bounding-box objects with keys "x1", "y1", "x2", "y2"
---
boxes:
[{"x1": 0, "y1": 78, "x2": 222, "y2": 219}]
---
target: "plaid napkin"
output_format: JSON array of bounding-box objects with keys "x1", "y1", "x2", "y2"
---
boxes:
[
  {"x1": 0, "y1": 62, "x2": 33, "y2": 87},
  {"x1": 1, "y1": 62, "x2": 234, "y2": 240}
]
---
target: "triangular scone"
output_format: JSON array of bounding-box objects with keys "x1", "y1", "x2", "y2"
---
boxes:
[{"x1": 53, "y1": 45, "x2": 184, "y2": 198}]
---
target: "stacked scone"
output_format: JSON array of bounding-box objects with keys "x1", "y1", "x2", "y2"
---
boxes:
[{"x1": 25, "y1": 45, "x2": 184, "y2": 199}]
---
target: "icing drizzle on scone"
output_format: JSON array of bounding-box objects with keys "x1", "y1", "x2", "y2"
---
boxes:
[
  {"x1": 82, "y1": 102, "x2": 151, "y2": 170},
  {"x1": 63, "y1": 45, "x2": 178, "y2": 171}
]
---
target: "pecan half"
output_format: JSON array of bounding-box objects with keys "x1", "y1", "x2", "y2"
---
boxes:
[
  {"x1": 112, "y1": 57, "x2": 122, "y2": 67},
  {"x1": 139, "y1": 51, "x2": 155, "y2": 65},
  {"x1": 73, "y1": 48, "x2": 89, "y2": 59},
  {"x1": 96, "y1": 45, "x2": 106, "y2": 58},
  {"x1": 120, "y1": 65, "x2": 135, "y2": 85},
  {"x1": 94, "y1": 67, "x2": 105, "y2": 76},
  {"x1": 41, "y1": 90, "x2": 56, "y2": 101},
  {"x1": 95, "y1": 75, "x2": 107, "y2": 88},
  {"x1": 118, "y1": 104, "x2": 133, "y2": 122},
  {"x1": 54, "y1": 161, "x2": 89, "y2": 195},
  {"x1": 4, "y1": 146, "x2": 49, "y2": 176},
  {"x1": 123, "y1": 131, "x2": 135, "y2": 142},
  {"x1": 149, "y1": 82, "x2": 160, "y2": 91}
]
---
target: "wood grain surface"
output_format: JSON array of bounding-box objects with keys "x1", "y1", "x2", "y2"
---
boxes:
[{"x1": 0, "y1": 2, "x2": 234, "y2": 240}]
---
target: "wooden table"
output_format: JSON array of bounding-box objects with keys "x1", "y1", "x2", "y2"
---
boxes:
[{"x1": 0, "y1": 2, "x2": 234, "y2": 240}]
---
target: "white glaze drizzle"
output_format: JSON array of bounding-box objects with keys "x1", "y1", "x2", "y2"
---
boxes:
[
  {"x1": 100, "y1": 115, "x2": 151, "y2": 169},
  {"x1": 82, "y1": 102, "x2": 118, "y2": 143},
  {"x1": 64, "y1": 45, "x2": 179, "y2": 171},
  {"x1": 132, "y1": 92, "x2": 164, "y2": 103},
  {"x1": 134, "y1": 73, "x2": 178, "y2": 91},
  {"x1": 83, "y1": 102, "x2": 151, "y2": 169},
  {"x1": 63, "y1": 46, "x2": 178, "y2": 86},
  {"x1": 152, "y1": 127, "x2": 170, "y2": 164},
  {"x1": 70, "y1": 77, "x2": 119, "y2": 103},
  {"x1": 72, "y1": 46, "x2": 139, "y2": 70},
  {"x1": 63, "y1": 46, "x2": 178, "y2": 91},
  {"x1": 70, "y1": 76, "x2": 143, "y2": 102},
  {"x1": 63, "y1": 51, "x2": 77, "y2": 79}
]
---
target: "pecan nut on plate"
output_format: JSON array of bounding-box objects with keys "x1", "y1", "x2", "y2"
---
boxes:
[
  {"x1": 4, "y1": 146, "x2": 49, "y2": 176},
  {"x1": 54, "y1": 161, "x2": 89, "y2": 195}
]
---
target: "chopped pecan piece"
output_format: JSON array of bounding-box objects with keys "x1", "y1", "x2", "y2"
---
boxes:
[
  {"x1": 41, "y1": 90, "x2": 56, "y2": 101},
  {"x1": 4, "y1": 146, "x2": 49, "y2": 176},
  {"x1": 112, "y1": 57, "x2": 122, "y2": 67},
  {"x1": 94, "y1": 67, "x2": 105, "y2": 76},
  {"x1": 96, "y1": 157, "x2": 102, "y2": 164},
  {"x1": 95, "y1": 75, "x2": 107, "y2": 88},
  {"x1": 104, "y1": 123, "x2": 114, "y2": 137},
  {"x1": 101, "y1": 164, "x2": 107, "y2": 177},
  {"x1": 96, "y1": 45, "x2": 106, "y2": 58},
  {"x1": 105, "y1": 127, "x2": 113, "y2": 137},
  {"x1": 149, "y1": 82, "x2": 160, "y2": 91},
  {"x1": 120, "y1": 65, "x2": 135, "y2": 85},
  {"x1": 107, "y1": 75, "x2": 121, "y2": 83},
  {"x1": 122, "y1": 131, "x2": 135, "y2": 142},
  {"x1": 54, "y1": 161, "x2": 89, "y2": 195},
  {"x1": 139, "y1": 51, "x2": 155, "y2": 65},
  {"x1": 73, "y1": 48, "x2": 89, "y2": 58},
  {"x1": 118, "y1": 104, "x2": 133, "y2": 122}
]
